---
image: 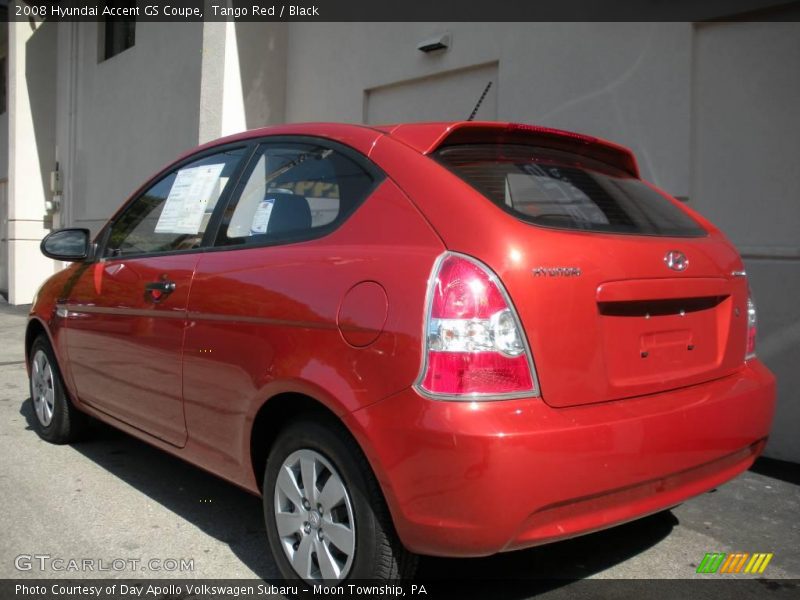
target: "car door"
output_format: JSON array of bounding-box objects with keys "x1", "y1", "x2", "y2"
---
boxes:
[{"x1": 61, "y1": 146, "x2": 250, "y2": 447}]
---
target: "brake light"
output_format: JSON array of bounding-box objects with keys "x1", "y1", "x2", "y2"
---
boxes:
[
  {"x1": 416, "y1": 252, "x2": 539, "y2": 399},
  {"x1": 746, "y1": 294, "x2": 757, "y2": 360},
  {"x1": 506, "y1": 122, "x2": 597, "y2": 144}
]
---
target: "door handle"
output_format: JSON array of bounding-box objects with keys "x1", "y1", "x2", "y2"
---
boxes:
[{"x1": 145, "y1": 280, "x2": 176, "y2": 302}]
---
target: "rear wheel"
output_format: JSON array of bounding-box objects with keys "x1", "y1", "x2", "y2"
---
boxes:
[
  {"x1": 263, "y1": 417, "x2": 417, "y2": 581},
  {"x1": 28, "y1": 335, "x2": 87, "y2": 444}
]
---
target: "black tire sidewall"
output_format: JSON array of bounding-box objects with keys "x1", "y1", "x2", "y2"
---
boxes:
[
  {"x1": 263, "y1": 418, "x2": 386, "y2": 581},
  {"x1": 29, "y1": 335, "x2": 72, "y2": 443}
]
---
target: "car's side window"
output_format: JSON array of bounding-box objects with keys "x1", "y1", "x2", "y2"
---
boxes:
[
  {"x1": 215, "y1": 142, "x2": 377, "y2": 247},
  {"x1": 104, "y1": 147, "x2": 247, "y2": 258}
]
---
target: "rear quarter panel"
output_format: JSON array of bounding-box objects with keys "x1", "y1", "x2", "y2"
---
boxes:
[{"x1": 181, "y1": 178, "x2": 444, "y2": 487}]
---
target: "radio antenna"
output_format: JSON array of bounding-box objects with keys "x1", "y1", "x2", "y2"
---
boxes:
[{"x1": 467, "y1": 81, "x2": 493, "y2": 121}]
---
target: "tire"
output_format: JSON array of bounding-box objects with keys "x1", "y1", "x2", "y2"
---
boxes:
[
  {"x1": 28, "y1": 334, "x2": 88, "y2": 444},
  {"x1": 263, "y1": 416, "x2": 417, "y2": 581}
]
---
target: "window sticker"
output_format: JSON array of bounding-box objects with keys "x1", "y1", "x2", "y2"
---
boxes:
[
  {"x1": 155, "y1": 163, "x2": 226, "y2": 234},
  {"x1": 250, "y1": 198, "x2": 275, "y2": 234}
]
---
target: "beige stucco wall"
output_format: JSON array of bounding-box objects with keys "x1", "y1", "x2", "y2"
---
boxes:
[
  {"x1": 58, "y1": 22, "x2": 205, "y2": 235},
  {"x1": 691, "y1": 21, "x2": 800, "y2": 462},
  {"x1": 285, "y1": 23, "x2": 693, "y2": 197},
  {"x1": 7, "y1": 16, "x2": 58, "y2": 304}
]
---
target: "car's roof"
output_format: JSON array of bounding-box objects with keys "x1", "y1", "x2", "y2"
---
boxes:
[
  {"x1": 186, "y1": 121, "x2": 639, "y2": 177},
  {"x1": 194, "y1": 121, "x2": 471, "y2": 154}
]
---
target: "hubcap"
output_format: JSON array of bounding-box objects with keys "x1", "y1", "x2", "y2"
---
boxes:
[
  {"x1": 274, "y1": 449, "x2": 356, "y2": 581},
  {"x1": 30, "y1": 350, "x2": 55, "y2": 427}
]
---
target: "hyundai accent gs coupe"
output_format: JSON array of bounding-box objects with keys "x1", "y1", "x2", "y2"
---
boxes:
[{"x1": 28, "y1": 121, "x2": 775, "y2": 581}]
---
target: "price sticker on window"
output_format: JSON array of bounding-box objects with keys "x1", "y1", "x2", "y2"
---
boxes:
[
  {"x1": 156, "y1": 163, "x2": 225, "y2": 234},
  {"x1": 250, "y1": 198, "x2": 276, "y2": 235}
]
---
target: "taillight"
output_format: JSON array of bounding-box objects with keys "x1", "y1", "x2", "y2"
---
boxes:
[
  {"x1": 416, "y1": 252, "x2": 539, "y2": 399},
  {"x1": 746, "y1": 294, "x2": 757, "y2": 360}
]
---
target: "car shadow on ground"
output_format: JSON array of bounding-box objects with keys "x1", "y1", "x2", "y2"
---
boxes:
[
  {"x1": 20, "y1": 398, "x2": 676, "y2": 589},
  {"x1": 749, "y1": 456, "x2": 800, "y2": 486}
]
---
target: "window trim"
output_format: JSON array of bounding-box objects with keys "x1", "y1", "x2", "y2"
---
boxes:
[{"x1": 210, "y1": 135, "x2": 386, "y2": 251}]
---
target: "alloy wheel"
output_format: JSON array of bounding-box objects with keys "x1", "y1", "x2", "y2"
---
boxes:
[
  {"x1": 273, "y1": 448, "x2": 356, "y2": 580},
  {"x1": 31, "y1": 349, "x2": 55, "y2": 427}
]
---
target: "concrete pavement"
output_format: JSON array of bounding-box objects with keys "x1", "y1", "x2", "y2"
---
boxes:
[{"x1": 1, "y1": 299, "x2": 798, "y2": 585}]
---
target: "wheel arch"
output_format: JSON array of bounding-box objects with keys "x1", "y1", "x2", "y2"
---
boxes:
[
  {"x1": 248, "y1": 389, "x2": 409, "y2": 546},
  {"x1": 25, "y1": 317, "x2": 81, "y2": 406},
  {"x1": 249, "y1": 392, "x2": 348, "y2": 492},
  {"x1": 25, "y1": 317, "x2": 51, "y2": 369}
]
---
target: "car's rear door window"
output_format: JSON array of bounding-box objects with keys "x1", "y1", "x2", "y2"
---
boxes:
[
  {"x1": 434, "y1": 144, "x2": 706, "y2": 237},
  {"x1": 215, "y1": 141, "x2": 379, "y2": 247}
]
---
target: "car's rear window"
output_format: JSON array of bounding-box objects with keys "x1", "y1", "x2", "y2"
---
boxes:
[{"x1": 434, "y1": 144, "x2": 706, "y2": 237}]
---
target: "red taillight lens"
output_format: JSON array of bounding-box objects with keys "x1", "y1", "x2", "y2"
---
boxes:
[
  {"x1": 746, "y1": 295, "x2": 757, "y2": 360},
  {"x1": 417, "y1": 253, "x2": 538, "y2": 398}
]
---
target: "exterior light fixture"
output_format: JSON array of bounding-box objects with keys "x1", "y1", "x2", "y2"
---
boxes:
[{"x1": 417, "y1": 33, "x2": 451, "y2": 53}]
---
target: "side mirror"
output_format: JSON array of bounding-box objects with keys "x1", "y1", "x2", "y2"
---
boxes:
[{"x1": 40, "y1": 228, "x2": 92, "y2": 262}]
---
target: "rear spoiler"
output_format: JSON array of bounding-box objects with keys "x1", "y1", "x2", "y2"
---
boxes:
[{"x1": 384, "y1": 121, "x2": 640, "y2": 178}]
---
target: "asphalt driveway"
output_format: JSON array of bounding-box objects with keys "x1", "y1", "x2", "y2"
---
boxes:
[{"x1": 1, "y1": 299, "x2": 798, "y2": 588}]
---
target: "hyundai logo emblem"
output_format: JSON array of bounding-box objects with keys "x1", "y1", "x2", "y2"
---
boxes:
[{"x1": 664, "y1": 250, "x2": 688, "y2": 272}]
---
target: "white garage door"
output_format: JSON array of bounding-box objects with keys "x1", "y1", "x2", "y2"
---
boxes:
[{"x1": 364, "y1": 62, "x2": 498, "y2": 124}]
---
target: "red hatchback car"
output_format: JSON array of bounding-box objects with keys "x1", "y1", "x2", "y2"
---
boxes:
[{"x1": 28, "y1": 121, "x2": 775, "y2": 581}]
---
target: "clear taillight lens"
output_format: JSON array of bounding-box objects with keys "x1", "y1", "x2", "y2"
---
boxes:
[
  {"x1": 417, "y1": 252, "x2": 539, "y2": 399},
  {"x1": 745, "y1": 294, "x2": 757, "y2": 360}
]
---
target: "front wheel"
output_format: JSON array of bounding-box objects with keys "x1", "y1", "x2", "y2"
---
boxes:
[
  {"x1": 28, "y1": 334, "x2": 88, "y2": 444},
  {"x1": 263, "y1": 417, "x2": 417, "y2": 581}
]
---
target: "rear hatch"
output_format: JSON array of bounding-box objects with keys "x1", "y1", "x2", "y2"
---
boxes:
[{"x1": 422, "y1": 124, "x2": 749, "y2": 407}]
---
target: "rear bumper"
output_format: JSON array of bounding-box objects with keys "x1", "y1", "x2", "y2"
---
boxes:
[{"x1": 344, "y1": 360, "x2": 775, "y2": 557}]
